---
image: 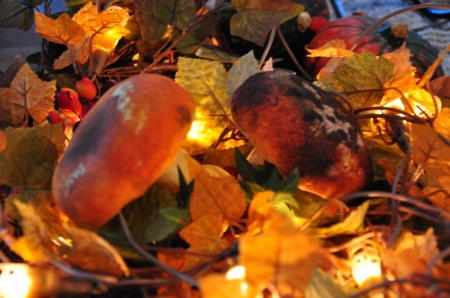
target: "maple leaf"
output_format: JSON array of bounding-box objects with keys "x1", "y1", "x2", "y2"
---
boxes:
[
  {"x1": 240, "y1": 210, "x2": 320, "y2": 294},
  {"x1": 10, "y1": 200, "x2": 129, "y2": 277},
  {"x1": 315, "y1": 51, "x2": 394, "y2": 109},
  {"x1": 179, "y1": 214, "x2": 234, "y2": 270},
  {"x1": 230, "y1": 0, "x2": 304, "y2": 46},
  {"x1": 35, "y1": 12, "x2": 85, "y2": 46},
  {"x1": 189, "y1": 168, "x2": 247, "y2": 223},
  {"x1": 0, "y1": 64, "x2": 56, "y2": 125},
  {"x1": 72, "y1": 2, "x2": 130, "y2": 52},
  {"x1": 54, "y1": 37, "x2": 90, "y2": 70}
]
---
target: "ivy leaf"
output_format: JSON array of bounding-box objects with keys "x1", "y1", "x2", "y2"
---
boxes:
[
  {"x1": 0, "y1": 124, "x2": 65, "y2": 191},
  {"x1": 134, "y1": 0, "x2": 218, "y2": 54},
  {"x1": 316, "y1": 51, "x2": 394, "y2": 109},
  {"x1": 241, "y1": 210, "x2": 320, "y2": 294},
  {"x1": 0, "y1": 0, "x2": 43, "y2": 31},
  {"x1": 226, "y1": 51, "x2": 260, "y2": 96},
  {"x1": 0, "y1": 64, "x2": 56, "y2": 124},
  {"x1": 306, "y1": 201, "x2": 370, "y2": 238},
  {"x1": 189, "y1": 168, "x2": 247, "y2": 223},
  {"x1": 175, "y1": 57, "x2": 230, "y2": 150},
  {"x1": 72, "y1": 2, "x2": 130, "y2": 51},
  {"x1": 99, "y1": 184, "x2": 182, "y2": 249},
  {"x1": 35, "y1": 12, "x2": 85, "y2": 46},
  {"x1": 230, "y1": 0, "x2": 304, "y2": 47}
]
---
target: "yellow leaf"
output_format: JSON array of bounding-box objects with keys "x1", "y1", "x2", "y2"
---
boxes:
[
  {"x1": 179, "y1": 214, "x2": 233, "y2": 271},
  {"x1": 382, "y1": 43, "x2": 419, "y2": 103},
  {"x1": 411, "y1": 123, "x2": 450, "y2": 164},
  {"x1": 199, "y1": 272, "x2": 259, "y2": 298},
  {"x1": 190, "y1": 168, "x2": 247, "y2": 223},
  {"x1": 306, "y1": 39, "x2": 354, "y2": 58},
  {"x1": 35, "y1": 12, "x2": 85, "y2": 46},
  {"x1": 72, "y1": 3, "x2": 129, "y2": 51},
  {"x1": 10, "y1": 200, "x2": 129, "y2": 277},
  {"x1": 434, "y1": 107, "x2": 450, "y2": 139},
  {"x1": 54, "y1": 37, "x2": 90, "y2": 70},
  {"x1": 240, "y1": 211, "x2": 320, "y2": 294}
]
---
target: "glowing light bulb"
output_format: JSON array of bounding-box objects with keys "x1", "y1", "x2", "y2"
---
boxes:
[
  {"x1": 0, "y1": 264, "x2": 33, "y2": 298},
  {"x1": 226, "y1": 266, "x2": 246, "y2": 280},
  {"x1": 348, "y1": 240, "x2": 382, "y2": 288}
]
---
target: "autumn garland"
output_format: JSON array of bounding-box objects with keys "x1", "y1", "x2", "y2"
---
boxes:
[{"x1": 0, "y1": 1, "x2": 449, "y2": 297}]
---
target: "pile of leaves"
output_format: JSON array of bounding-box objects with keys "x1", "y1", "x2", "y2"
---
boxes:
[{"x1": 1, "y1": 0, "x2": 450, "y2": 297}]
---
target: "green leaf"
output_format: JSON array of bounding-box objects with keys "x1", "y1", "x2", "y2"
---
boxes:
[
  {"x1": 235, "y1": 147, "x2": 259, "y2": 183},
  {"x1": 315, "y1": 51, "x2": 395, "y2": 109},
  {"x1": 99, "y1": 184, "x2": 181, "y2": 249},
  {"x1": 134, "y1": 0, "x2": 218, "y2": 54},
  {"x1": 0, "y1": 124, "x2": 65, "y2": 190},
  {"x1": 0, "y1": 0, "x2": 42, "y2": 31},
  {"x1": 306, "y1": 201, "x2": 370, "y2": 238},
  {"x1": 226, "y1": 50, "x2": 260, "y2": 96},
  {"x1": 230, "y1": 0, "x2": 304, "y2": 46},
  {"x1": 175, "y1": 166, "x2": 194, "y2": 209}
]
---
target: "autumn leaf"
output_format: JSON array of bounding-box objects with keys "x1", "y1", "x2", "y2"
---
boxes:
[
  {"x1": 72, "y1": 2, "x2": 129, "y2": 51},
  {"x1": 54, "y1": 37, "x2": 90, "y2": 70},
  {"x1": 202, "y1": 143, "x2": 254, "y2": 169},
  {"x1": 315, "y1": 51, "x2": 394, "y2": 109},
  {"x1": 240, "y1": 210, "x2": 320, "y2": 294},
  {"x1": 306, "y1": 201, "x2": 370, "y2": 238},
  {"x1": 0, "y1": 55, "x2": 25, "y2": 88},
  {"x1": 35, "y1": 12, "x2": 85, "y2": 46},
  {"x1": 306, "y1": 39, "x2": 354, "y2": 59},
  {"x1": 199, "y1": 272, "x2": 258, "y2": 298},
  {"x1": 190, "y1": 168, "x2": 247, "y2": 223},
  {"x1": 11, "y1": 200, "x2": 129, "y2": 277},
  {"x1": 230, "y1": 0, "x2": 304, "y2": 46},
  {"x1": 0, "y1": 124, "x2": 65, "y2": 191},
  {"x1": 179, "y1": 214, "x2": 234, "y2": 270},
  {"x1": 226, "y1": 51, "x2": 260, "y2": 96},
  {"x1": 134, "y1": 0, "x2": 218, "y2": 54},
  {"x1": 0, "y1": 64, "x2": 56, "y2": 124},
  {"x1": 418, "y1": 44, "x2": 450, "y2": 89},
  {"x1": 434, "y1": 107, "x2": 450, "y2": 139}
]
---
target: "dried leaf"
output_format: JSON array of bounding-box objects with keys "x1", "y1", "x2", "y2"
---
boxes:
[
  {"x1": 418, "y1": 44, "x2": 450, "y2": 88},
  {"x1": 179, "y1": 214, "x2": 234, "y2": 270},
  {"x1": 72, "y1": 3, "x2": 129, "y2": 51},
  {"x1": 315, "y1": 51, "x2": 394, "y2": 109},
  {"x1": 240, "y1": 210, "x2": 320, "y2": 294},
  {"x1": 190, "y1": 168, "x2": 247, "y2": 222},
  {"x1": 411, "y1": 123, "x2": 450, "y2": 165},
  {"x1": 202, "y1": 143, "x2": 254, "y2": 169},
  {"x1": 434, "y1": 108, "x2": 450, "y2": 139},
  {"x1": 230, "y1": 0, "x2": 304, "y2": 46},
  {"x1": 0, "y1": 64, "x2": 56, "y2": 124},
  {"x1": 54, "y1": 37, "x2": 90, "y2": 70},
  {"x1": 306, "y1": 39, "x2": 354, "y2": 59},
  {"x1": 227, "y1": 51, "x2": 260, "y2": 96},
  {"x1": 306, "y1": 201, "x2": 370, "y2": 238},
  {"x1": 35, "y1": 12, "x2": 85, "y2": 46},
  {"x1": 175, "y1": 57, "x2": 230, "y2": 150}
]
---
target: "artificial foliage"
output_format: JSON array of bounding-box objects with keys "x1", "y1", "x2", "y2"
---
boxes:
[{"x1": 0, "y1": 0, "x2": 450, "y2": 297}]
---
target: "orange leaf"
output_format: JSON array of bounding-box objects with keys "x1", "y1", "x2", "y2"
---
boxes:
[
  {"x1": 35, "y1": 12, "x2": 85, "y2": 46},
  {"x1": 247, "y1": 191, "x2": 275, "y2": 236},
  {"x1": 240, "y1": 211, "x2": 320, "y2": 294},
  {"x1": 418, "y1": 44, "x2": 450, "y2": 88},
  {"x1": 199, "y1": 272, "x2": 258, "y2": 298},
  {"x1": 434, "y1": 108, "x2": 450, "y2": 140},
  {"x1": 179, "y1": 214, "x2": 233, "y2": 271},
  {"x1": 54, "y1": 37, "x2": 90, "y2": 70},
  {"x1": 0, "y1": 64, "x2": 55, "y2": 124},
  {"x1": 306, "y1": 39, "x2": 354, "y2": 58},
  {"x1": 190, "y1": 168, "x2": 247, "y2": 223},
  {"x1": 72, "y1": 3, "x2": 129, "y2": 51}
]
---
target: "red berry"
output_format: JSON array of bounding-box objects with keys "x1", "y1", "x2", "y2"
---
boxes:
[
  {"x1": 47, "y1": 111, "x2": 65, "y2": 130},
  {"x1": 309, "y1": 16, "x2": 329, "y2": 32},
  {"x1": 56, "y1": 89, "x2": 82, "y2": 118},
  {"x1": 76, "y1": 77, "x2": 97, "y2": 101},
  {"x1": 223, "y1": 166, "x2": 239, "y2": 179}
]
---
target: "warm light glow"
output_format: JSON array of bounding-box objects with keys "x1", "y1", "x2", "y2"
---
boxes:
[
  {"x1": 132, "y1": 53, "x2": 140, "y2": 61},
  {"x1": 226, "y1": 265, "x2": 246, "y2": 280},
  {"x1": 211, "y1": 37, "x2": 219, "y2": 46},
  {"x1": 185, "y1": 119, "x2": 218, "y2": 151},
  {"x1": 349, "y1": 240, "x2": 382, "y2": 288},
  {"x1": 0, "y1": 264, "x2": 33, "y2": 298}
]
